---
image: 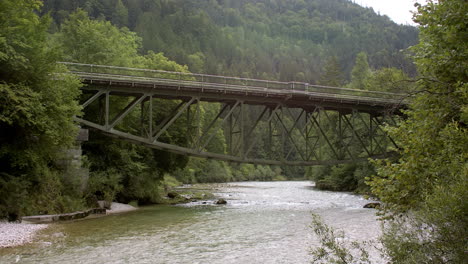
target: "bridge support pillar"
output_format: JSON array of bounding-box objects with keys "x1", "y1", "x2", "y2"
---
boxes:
[{"x1": 55, "y1": 128, "x2": 89, "y2": 193}]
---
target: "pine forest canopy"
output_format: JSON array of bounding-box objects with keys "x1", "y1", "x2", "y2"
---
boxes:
[{"x1": 42, "y1": 0, "x2": 419, "y2": 83}]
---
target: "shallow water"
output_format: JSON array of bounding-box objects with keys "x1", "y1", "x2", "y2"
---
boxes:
[{"x1": 0, "y1": 181, "x2": 380, "y2": 263}]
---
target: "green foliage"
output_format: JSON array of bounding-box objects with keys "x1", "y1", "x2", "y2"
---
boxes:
[
  {"x1": 163, "y1": 174, "x2": 182, "y2": 188},
  {"x1": 135, "y1": 50, "x2": 189, "y2": 72},
  {"x1": 349, "y1": 52, "x2": 371, "y2": 90},
  {"x1": 39, "y1": 1, "x2": 420, "y2": 190},
  {"x1": 381, "y1": 171, "x2": 467, "y2": 263},
  {"x1": 52, "y1": 9, "x2": 194, "y2": 205},
  {"x1": 0, "y1": 0, "x2": 82, "y2": 220},
  {"x1": 86, "y1": 169, "x2": 123, "y2": 204},
  {"x1": 171, "y1": 159, "x2": 286, "y2": 184},
  {"x1": 310, "y1": 213, "x2": 371, "y2": 264},
  {"x1": 367, "y1": 0, "x2": 468, "y2": 262},
  {"x1": 0, "y1": 173, "x2": 31, "y2": 221},
  {"x1": 412, "y1": 0, "x2": 467, "y2": 84},
  {"x1": 319, "y1": 56, "x2": 344, "y2": 87},
  {"x1": 307, "y1": 52, "x2": 412, "y2": 194},
  {"x1": 55, "y1": 9, "x2": 141, "y2": 66},
  {"x1": 308, "y1": 163, "x2": 374, "y2": 193},
  {"x1": 366, "y1": 68, "x2": 412, "y2": 93},
  {"x1": 42, "y1": 0, "x2": 418, "y2": 80}
]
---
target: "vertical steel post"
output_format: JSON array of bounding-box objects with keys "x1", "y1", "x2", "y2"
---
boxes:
[
  {"x1": 268, "y1": 107, "x2": 272, "y2": 159},
  {"x1": 140, "y1": 99, "x2": 145, "y2": 137},
  {"x1": 280, "y1": 106, "x2": 285, "y2": 160},
  {"x1": 148, "y1": 96, "x2": 153, "y2": 140},
  {"x1": 196, "y1": 98, "x2": 201, "y2": 148},
  {"x1": 240, "y1": 102, "x2": 244, "y2": 159},
  {"x1": 105, "y1": 91, "x2": 110, "y2": 130},
  {"x1": 228, "y1": 104, "x2": 233, "y2": 155},
  {"x1": 369, "y1": 114, "x2": 374, "y2": 154}
]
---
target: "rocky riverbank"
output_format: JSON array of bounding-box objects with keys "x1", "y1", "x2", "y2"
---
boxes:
[
  {"x1": 0, "y1": 202, "x2": 137, "y2": 248},
  {"x1": 0, "y1": 222, "x2": 48, "y2": 248}
]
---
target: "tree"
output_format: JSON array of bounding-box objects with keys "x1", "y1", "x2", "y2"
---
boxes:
[
  {"x1": 111, "y1": 0, "x2": 128, "y2": 27},
  {"x1": 319, "y1": 55, "x2": 344, "y2": 87},
  {"x1": 54, "y1": 10, "x2": 194, "y2": 205},
  {"x1": 349, "y1": 52, "x2": 371, "y2": 90},
  {"x1": 366, "y1": 67, "x2": 411, "y2": 93},
  {"x1": 0, "y1": 0, "x2": 82, "y2": 220},
  {"x1": 54, "y1": 9, "x2": 141, "y2": 66},
  {"x1": 187, "y1": 52, "x2": 206, "y2": 73},
  {"x1": 368, "y1": 0, "x2": 467, "y2": 262}
]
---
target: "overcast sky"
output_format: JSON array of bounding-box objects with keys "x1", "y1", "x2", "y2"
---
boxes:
[{"x1": 354, "y1": 0, "x2": 421, "y2": 25}]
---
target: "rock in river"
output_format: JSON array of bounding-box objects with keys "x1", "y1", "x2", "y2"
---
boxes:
[
  {"x1": 363, "y1": 202, "x2": 380, "y2": 209},
  {"x1": 215, "y1": 199, "x2": 227, "y2": 205}
]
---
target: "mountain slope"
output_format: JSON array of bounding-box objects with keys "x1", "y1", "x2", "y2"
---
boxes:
[{"x1": 42, "y1": 0, "x2": 419, "y2": 82}]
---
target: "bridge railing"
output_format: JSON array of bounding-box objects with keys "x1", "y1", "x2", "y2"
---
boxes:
[{"x1": 59, "y1": 62, "x2": 408, "y2": 104}]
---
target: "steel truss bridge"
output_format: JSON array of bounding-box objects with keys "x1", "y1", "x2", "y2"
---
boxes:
[{"x1": 62, "y1": 62, "x2": 407, "y2": 166}]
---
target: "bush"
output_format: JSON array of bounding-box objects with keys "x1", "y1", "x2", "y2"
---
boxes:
[
  {"x1": 308, "y1": 163, "x2": 373, "y2": 193},
  {"x1": 86, "y1": 169, "x2": 123, "y2": 204},
  {"x1": 0, "y1": 173, "x2": 31, "y2": 221}
]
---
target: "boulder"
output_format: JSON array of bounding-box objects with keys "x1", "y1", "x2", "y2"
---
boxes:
[
  {"x1": 215, "y1": 198, "x2": 227, "y2": 205},
  {"x1": 363, "y1": 202, "x2": 380, "y2": 209},
  {"x1": 167, "y1": 191, "x2": 180, "y2": 199}
]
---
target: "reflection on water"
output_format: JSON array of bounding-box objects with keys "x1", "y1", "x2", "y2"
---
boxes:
[{"x1": 0, "y1": 181, "x2": 380, "y2": 263}]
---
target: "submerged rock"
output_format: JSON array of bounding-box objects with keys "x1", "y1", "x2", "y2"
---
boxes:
[
  {"x1": 363, "y1": 202, "x2": 380, "y2": 209},
  {"x1": 167, "y1": 191, "x2": 180, "y2": 199},
  {"x1": 215, "y1": 199, "x2": 227, "y2": 205}
]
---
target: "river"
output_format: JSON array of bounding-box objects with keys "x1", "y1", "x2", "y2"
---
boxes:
[{"x1": 0, "y1": 181, "x2": 381, "y2": 263}]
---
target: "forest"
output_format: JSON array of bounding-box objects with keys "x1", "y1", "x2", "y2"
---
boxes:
[{"x1": 0, "y1": 0, "x2": 466, "y2": 262}]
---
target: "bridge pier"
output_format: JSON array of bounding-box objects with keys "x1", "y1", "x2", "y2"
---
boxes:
[{"x1": 56, "y1": 128, "x2": 89, "y2": 193}]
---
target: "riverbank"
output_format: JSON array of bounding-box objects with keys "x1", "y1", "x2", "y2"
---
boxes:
[
  {"x1": 0, "y1": 222, "x2": 48, "y2": 248},
  {"x1": 0, "y1": 202, "x2": 137, "y2": 248}
]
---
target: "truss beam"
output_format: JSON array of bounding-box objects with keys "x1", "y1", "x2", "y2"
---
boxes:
[{"x1": 77, "y1": 86, "x2": 400, "y2": 166}]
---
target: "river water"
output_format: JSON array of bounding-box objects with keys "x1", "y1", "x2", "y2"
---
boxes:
[{"x1": 0, "y1": 181, "x2": 381, "y2": 263}]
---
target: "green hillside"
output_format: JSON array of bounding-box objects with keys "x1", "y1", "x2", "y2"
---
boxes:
[{"x1": 42, "y1": 0, "x2": 418, "y2": 82}]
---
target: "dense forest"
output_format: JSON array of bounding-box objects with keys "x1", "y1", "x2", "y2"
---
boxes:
[
  {"x1": 38, "y1": 0, "x2": 419, "y2": 191},
  {"x1": 0, "y1": 0, "x2": 420, "y2": 218},
  {"x1": 1, "y1": 0, "x2": 467, "y2": 262},
  {"x1": 41, "y1": 0, "x2": 418, "y2": 81},
  {"x1": 0, "y1": 0, "x2": 468, "y2": 263}
]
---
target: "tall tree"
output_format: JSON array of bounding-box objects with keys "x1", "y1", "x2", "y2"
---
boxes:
[
  {"x1": 54, "y1": 9, "x2": 141, "y2": 66},
  {"x1": 319, "y1": 55, "x2": 344, "y2": 87},
  {"x1": 349, "y1": 52, "x2": 371, "y2": 90},
  {"x1": 0, "y1": 0, "x2": 82, "y2": 220},
  {"x1": 369, "y1": 0, "x2": 467, "y2": 262}
]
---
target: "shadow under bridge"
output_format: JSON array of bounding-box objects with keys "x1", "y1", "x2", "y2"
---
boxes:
[{"x1": 63, "y1": 62, "x2": 407, "y2": 166}]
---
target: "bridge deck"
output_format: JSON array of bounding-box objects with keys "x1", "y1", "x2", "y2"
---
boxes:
[{"x1": 62, "y1": 62, "x2": 407, "y2": 115}]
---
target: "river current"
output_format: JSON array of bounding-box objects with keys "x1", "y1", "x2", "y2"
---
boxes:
[{"x1": 0, "y1": 181, "x2": 381, "y2": 263}]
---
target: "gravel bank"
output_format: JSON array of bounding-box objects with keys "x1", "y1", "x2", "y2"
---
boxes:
[
  {"x1": 106, "y1": 202, "x2": 137, "y2": 214},
  {"x1": 0, "y1": 222, "x2": 48, "y2": 248},
  {"x1": 0, "y1": 203, "x2": 135, "y2": 248}
]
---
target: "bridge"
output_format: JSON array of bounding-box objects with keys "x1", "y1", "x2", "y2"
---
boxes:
[{"x1": 61, "y1": 62, "x2": 407, "y2": 166}]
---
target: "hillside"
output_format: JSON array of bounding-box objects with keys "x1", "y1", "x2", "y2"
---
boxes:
[{"x1": 42, "y1": 0, "x2": 418, "y2": 82}]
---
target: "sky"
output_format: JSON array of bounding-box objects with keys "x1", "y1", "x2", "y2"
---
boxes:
[{"x1": 354, "y1": 0, "x2": 420, "y2": 25}]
